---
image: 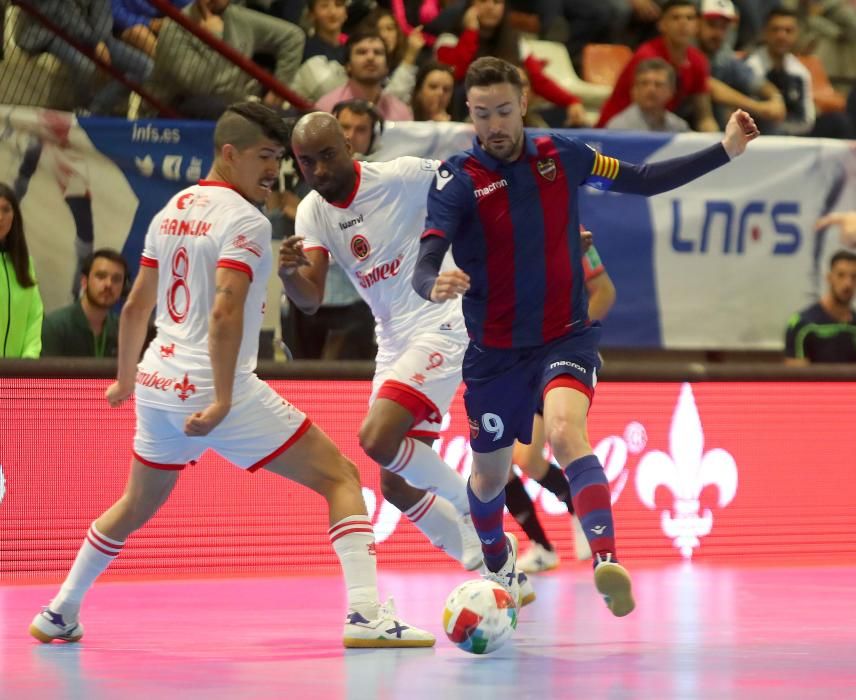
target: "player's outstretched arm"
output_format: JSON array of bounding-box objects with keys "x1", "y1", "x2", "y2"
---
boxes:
[
  {"x1": 278, "y1": 236, "x2": 329, "y2": 314},
  {"x1": 184, "y1": 267, "x2": 249, "y2": 437},
  {"x1": 602, "y1": 109, "x2": 759, "y2": 197},
  {"x1": 106, "y1": 265, "x2": 158, "y2": 408}
]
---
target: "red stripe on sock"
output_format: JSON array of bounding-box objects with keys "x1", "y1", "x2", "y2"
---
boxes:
[
  {"x1": 329, "y1": 526, "x2": 375, "y2": 544},
  {"x1": 408, "y1": 494, "x2": 437, "y2": 523},
  {"x1": 328, "y1": 518, "x2": 373, "y2": 537},
  {"x1": 574, "y1": 483, "x2": 613, "y2": 514},
  {"x1": 88, "y1": 527, "x2": 124, "y2": 552},
  {"x1": 388, "y1": 438, "x2": 414, "y2": 474},
  {"x1": 86, "y1": 533, "x2": 120, "y2": 557}
]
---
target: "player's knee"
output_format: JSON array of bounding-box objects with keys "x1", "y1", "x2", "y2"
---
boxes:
[
  {"x1": 545, "y1": 418, "x2": 589, "y2": 465},
  {"x1": 333, "y1": 455, "x2": 363, "y2": 492},
  {"x1": 358, "y1": 423, "x2": 399, "y2": 466}
]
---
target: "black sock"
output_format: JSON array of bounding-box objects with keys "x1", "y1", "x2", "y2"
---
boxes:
[
  {"x1": 537, "y1": 465, "x2": 575, "y2": 515},
  {"x1": 504, "y1": 475, "x2": 553, "y2": 550}
]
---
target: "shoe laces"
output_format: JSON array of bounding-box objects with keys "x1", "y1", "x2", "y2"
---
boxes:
[{"x1": 377, "y1": 597, "x2": 397, "y2": 619}]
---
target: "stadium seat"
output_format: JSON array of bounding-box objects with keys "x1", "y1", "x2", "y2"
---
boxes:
[
  {"x1": 797, "y1": 54, "x2": 847, "y2": 114},
  {"x1": 581, "y1": 43, "x2": 633, "y2": 88}
]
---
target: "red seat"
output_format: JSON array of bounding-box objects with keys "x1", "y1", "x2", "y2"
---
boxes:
[{"x1": 582, "y1": 43, "x2": 634, "y2": 87}]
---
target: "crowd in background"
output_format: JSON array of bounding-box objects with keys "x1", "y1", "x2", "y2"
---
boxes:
[{"x1": 2, "y1": 0, "x2": 856, "y2": 362}]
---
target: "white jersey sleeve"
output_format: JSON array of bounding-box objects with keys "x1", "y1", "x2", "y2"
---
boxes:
[
  {"x1": 217, "y1": 213, "x2": 271, "y2": 282},
  {"x1": 295, "y1": 196, "x2": 330, "y2": 255}
]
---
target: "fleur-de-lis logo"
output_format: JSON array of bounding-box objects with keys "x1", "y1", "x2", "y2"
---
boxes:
[
  {"x1": 635, "y1": 383, "x2": 738, "y2": 558},
  {"x1": 175, "y1": 373, "x2": 196, "y2": 402}
]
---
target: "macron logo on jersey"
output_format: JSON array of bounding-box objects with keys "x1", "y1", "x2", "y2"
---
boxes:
[
  {"x1": 474, "y1": 178, "x2": 508, "y2": 199},
  {"x1": 435, "y1": 168, "x2": 454, "y2": 191}
]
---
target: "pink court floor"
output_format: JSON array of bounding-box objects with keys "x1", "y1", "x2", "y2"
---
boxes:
[{"x1": 2, "y1": 565, "x2": 855, "y2": 700}]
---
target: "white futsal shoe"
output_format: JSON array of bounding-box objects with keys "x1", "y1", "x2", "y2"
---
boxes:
[
  {"x1": 458, "y1": 514, "x2": 484, "y2": 571},
  {"x1": 593, "y1": 553, "x2": 635, "y2": 618},
  {"x1": 518, "y1": 542, "x2": 560, "y2": 574},
  {"x1": 572, "y1": 515, "x2": 593, "y2": 561},
  {"x1": 343, "y1": 598, "x2": 435, "y2": 648},
  {"x1": 29, "y1": 608, "x2": 84, "y2": 643},
  {"x1": 481, "y1": 533, "x2": 521, "y2": 608}
]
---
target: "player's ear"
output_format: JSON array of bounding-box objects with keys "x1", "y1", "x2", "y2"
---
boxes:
[{"x1": 221, "y1": 143, "x2": 236, "y2": 164}]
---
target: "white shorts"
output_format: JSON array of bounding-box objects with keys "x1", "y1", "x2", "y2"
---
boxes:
[
  {"x1": 371, "y1": 329, "x2": 465, "y2": 439},
  {"x1": 133, "y1": 376, "x2": 310, "y2": 471}
]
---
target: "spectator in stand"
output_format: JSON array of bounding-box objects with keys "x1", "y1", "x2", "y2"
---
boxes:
[
  {"x1": 597, "y1": 0, "x2": 719, "y2": 132},
  {"x1": 606, "y1": 58, "x2": 690, "y2": 132},
  {"x1": 411, "y1": 60, "x2": 455, "y2": 121},
  {"x1": 145, "y1": 0, "x2": 304, "y2": 119},
  {"x1": 112, "y1": 0, "x2": 193, "y2": 57},
  {"x1": 359, "y1": 7, "x2": 427, "y2": 102},
  {"x1": 332, "y1": 98, "x2": 384, "y2": 157},
  {"x1": 785, "y1": 250, "x2": 856, "y2": 364},
  {"x1": 14, "y1": 0, "x2": 153, "y2": 115},
  {"x1": 745, "y1": 7, "x2": 850, "y2": 138},
  {"x1": 0, "y1": 183, "x2": 42, "y2": 359},
  {"x1": 436, "y1": 0, "x2": 587, "y2": 127},
  {"x1": 41, "y1": 249, "x2": 128, "y2": 358},
  {"x1": 697, "y1": 0, "x2": 786, "y2": 130},
  {"x1": 302, "y1": 0, "x2": 347, "y2": 62},
  {"x1": 316, "y1": 30, "x2": 414, "y2": 120}
]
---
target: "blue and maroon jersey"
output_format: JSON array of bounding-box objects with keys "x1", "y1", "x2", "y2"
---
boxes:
[{"x1": 424, "y1": 132, "x2": 621, "y2": 349}]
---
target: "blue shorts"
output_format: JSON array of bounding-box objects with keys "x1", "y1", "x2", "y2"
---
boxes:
[{"x1": 462, "y1": 324, "x2": 602, "y2": 453}]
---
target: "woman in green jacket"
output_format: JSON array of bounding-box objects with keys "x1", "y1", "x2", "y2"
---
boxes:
[{"x1": 0, "y1": 183, "x2": 43, "y2": 358}]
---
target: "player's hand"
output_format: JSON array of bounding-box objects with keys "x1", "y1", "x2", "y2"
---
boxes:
[
  {"x1": 721, "y1": 109, "x2": 759, "y2": 159},
  {"x1": 580, "y1": 228, "x2": 593, "y2": 253},
  {"x1": 184, "y1": 402, "x2": 230, "y2": 437},
  {"x1": 430, "y1": 270, "x2": 470, "y2": 303},
  {"x1": 278, "y1": 235, "x2": 311, "y2": 277},
  {"x1": 564, "y1": 102, "x2": 589, "y2": 128},
  {"x1": 105, "y1": 381, "x2": 133, "y2": 408},
  {"x1": 816, "y1": 211, "x2": 856, "y2": 249}
]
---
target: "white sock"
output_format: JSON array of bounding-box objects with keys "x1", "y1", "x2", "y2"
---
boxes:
[
  {"x1": 387, "y1": 438, "x2": 469, "y2": 514},
  {"x1": 51, "y1": 523, "x2": 124, "y2": 617},
  {"x1": 329, "y1": 516, "x2": 380, "y2": 620},
  {"x1": 404, "y1": 492, "x2": 463, "y2": 562}
]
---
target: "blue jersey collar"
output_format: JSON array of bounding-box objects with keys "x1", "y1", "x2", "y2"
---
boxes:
[{"x1": 471, "y1": 131, "x2": 538, "y2": 169}]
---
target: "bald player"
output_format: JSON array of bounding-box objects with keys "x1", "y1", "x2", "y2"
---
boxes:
[
  {"x1": 29, "y1": 102, "x2": 433, "y2": 649},
  {"x1": 279, "y1": 112, "x2": 500, "y2": 581}
]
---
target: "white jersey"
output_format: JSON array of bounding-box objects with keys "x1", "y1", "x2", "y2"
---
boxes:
[
  {"x1": 136, "y1": 181, "x2": 272, "y2": 412},
  {"x1": 297, "y1": 158, "x2": 463, "y2": 350}
]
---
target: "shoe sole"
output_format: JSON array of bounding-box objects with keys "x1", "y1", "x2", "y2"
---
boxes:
[
  {"x1": 343, "y1": 637, "x2": 436, "y2": 648},
  {"x1": 519, "y1": 591, "x2": 537, "y2": 607},
  {"x1": 519, "y1": 560, "x2": 560, "y2": 575},
  {"x1": 29, "y1": 624, "x2": 83, "y2": 644},
  {"x1": 594, "y1": 564, "x2": 635, "y2": 617}
]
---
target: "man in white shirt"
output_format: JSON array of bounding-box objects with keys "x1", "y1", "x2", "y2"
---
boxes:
[
  {"x1": 279, "y1": 113, "x2": 491, "y2": 579},
  {"x1": 29, "y1": 102, "x2": 433, "y2": 649}
]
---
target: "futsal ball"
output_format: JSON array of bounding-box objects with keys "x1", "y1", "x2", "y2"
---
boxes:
[{"x1": 442, "y1": 579, "x2": 517, "y2": 654}]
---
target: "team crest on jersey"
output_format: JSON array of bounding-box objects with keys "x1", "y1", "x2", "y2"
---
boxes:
[
  {"x1": 536, "y1": 158, "x2": 557, "y2": 181},
  {"x1": 231, "y1": 234, "x2": 262, "y2": 257},
  {"x1": 350, "y1": 234, "x2": 371, "y2": 260},
  {"x1": 468, "y1": 417, "x2": 480, "y2": 439}
]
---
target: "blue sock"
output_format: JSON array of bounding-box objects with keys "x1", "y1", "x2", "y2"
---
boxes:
[{"x1": 467, "y1": 479, "x2": 508, "y2": 572}]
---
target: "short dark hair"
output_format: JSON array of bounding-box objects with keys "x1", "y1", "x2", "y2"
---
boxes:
[
  {"x1": 465, "y1": 56, "x2": 523, "y2": 94},
  {"x1": 830, "y1": 250, "x2": 856, "y2": 268},
  {"x1": 345, "y1": 29, "x2": 386, "y2": 64},
  {"x1": 766, "y1": 7, "x2": 798, "y2": 24},
  {"x1": 332, "y1": 98, "x2": 384, "y2": 151},
  {"x1": 213, "y1": 101, "x2": 290, "y2": 153},
  {"x1": 82, "y1": 248, "x2": 129, "y2": 279},
  {"x1": 660, "y1": 0, "x2": 698, "y2": 15},
  {"x1": 307, "y1": 0, "x2": 345, "y2": 10},
  {"x1": 635, "y1": 57, "x2": 676, "y2": 88}
]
